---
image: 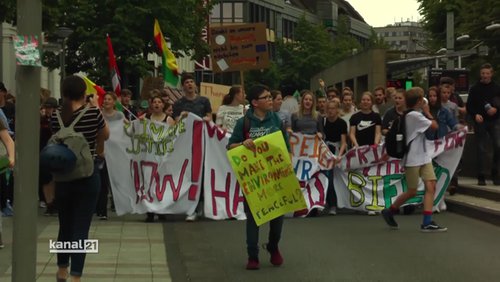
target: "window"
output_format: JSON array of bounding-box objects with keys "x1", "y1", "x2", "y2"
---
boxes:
[
  {"x1": 212, "y1": 2, "x2": 244, "y2": 23},
  {"x1": 211, "y1": 4, "x2": 220, "y2": 19}
]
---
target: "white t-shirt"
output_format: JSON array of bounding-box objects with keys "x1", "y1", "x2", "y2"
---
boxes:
[
  {"x1": 216, "y1": 104, "x2": 244, "y2": 133},
  {"x1": 404, "y1": 111, "x2": 432, "y2": 167}
]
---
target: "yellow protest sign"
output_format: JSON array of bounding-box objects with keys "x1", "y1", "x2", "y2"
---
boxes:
[
  {"x1": 227, "y1": 131, "x2": 306, "y2": 226},
  {"x1": 199, "y1": 82, "x2": 231, "y2": 114}
]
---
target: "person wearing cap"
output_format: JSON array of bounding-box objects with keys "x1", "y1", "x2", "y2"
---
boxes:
[{"x1": 39, "y1": 97, "x2": 59, "y2": 215}]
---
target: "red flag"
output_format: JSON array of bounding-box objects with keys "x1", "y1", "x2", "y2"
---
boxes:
[{"x1": 106, "y1": 34, "x2": 121, "y2": 96}]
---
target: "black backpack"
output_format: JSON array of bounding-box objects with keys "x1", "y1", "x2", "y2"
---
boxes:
[{"x1": 385, "y1": 110, "x2": 413, "y2": 159}]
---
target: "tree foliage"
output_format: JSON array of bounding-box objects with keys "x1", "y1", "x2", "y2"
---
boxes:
[
  {"x1": 417, "y1": 0, "x2": 500, "y2": 76},
  {"x1": 3, "y1": 0, "x2": 212, "y2": 87},
  {"x1": 246, "y1": 15, "x2": 363, "y2": 91}
]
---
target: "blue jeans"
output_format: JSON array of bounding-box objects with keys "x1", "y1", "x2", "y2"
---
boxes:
[
  {"x1": 244, "y1": 202, "x2": 283, "y2": 260},
  {"x1": 474, "y1": 118, "x2": 500, "y2": 179},
  {"x1": 55, "y1": 166, "x2": 100, "y2": 277}
]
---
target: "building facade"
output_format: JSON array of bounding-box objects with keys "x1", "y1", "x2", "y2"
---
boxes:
[
  {"x1": 199, "y1": 0, "x2": 372, "y2": 85},
  {"x1": 374, "y1": 20, "x2": 427, "y2": 53}
]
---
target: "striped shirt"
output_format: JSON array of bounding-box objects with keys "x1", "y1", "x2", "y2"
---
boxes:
[{"x1": 51, "y1": 106, "x2": 105, "y2": 156}]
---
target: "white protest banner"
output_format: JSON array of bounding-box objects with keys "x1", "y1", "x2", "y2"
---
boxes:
[
  {"x1": 288, "y1": 132, "x2": 336, "y2": 181},
  {"x1": 292, "y1": 173, "x2": 329, "y2": 217},
  {"x1": 104, "y1": 114, "x2": 204, "y2": 215},
  {"x1": 334, "y1": 128, "x2": 467, "y2": 212},
  {"x1": 203, "y1": 121, "x2": 246, "y2": 220}
]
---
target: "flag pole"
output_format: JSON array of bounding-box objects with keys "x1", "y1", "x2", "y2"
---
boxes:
[{"x1": 116, "y1": 100, "x2": 139, "y2": 120}]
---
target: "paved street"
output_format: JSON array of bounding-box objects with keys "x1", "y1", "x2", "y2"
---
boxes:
[
  {"x1": 163, "y1": 212, "x2": 500, "y2": 282},
  {"x1": 1, "y1": 210, "x2": 500, "y2": 281}
]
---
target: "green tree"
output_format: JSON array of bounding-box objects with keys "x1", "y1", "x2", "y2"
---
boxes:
[
  {"x1": 4, "y1": 0, "x2": 213, "y2": 88},
  {"x1": 417, "y1": 0, "x2": 500, "y2": 79},
  {"x1": 275, "y1": 16, "x2": 337, "y2": 90}
]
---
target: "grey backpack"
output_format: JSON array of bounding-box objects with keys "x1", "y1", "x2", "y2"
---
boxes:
[{"x1": 49, "y1": 106, "x2": 94, "y2": 181}]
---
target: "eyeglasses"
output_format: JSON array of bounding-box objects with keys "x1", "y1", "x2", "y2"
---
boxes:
[{"x1": 257, "y1": 95, "x2": 272, "y2": 100}]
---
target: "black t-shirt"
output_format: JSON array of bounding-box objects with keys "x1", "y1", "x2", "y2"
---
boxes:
[
  {"x1": 322, "y1": 117, "x2": 347, "y2": 154},
  {"x1": 349, "y1": 111, "x2": 381, "y2": 146},
  {"x1": 323, "y1": 117, "x2": 347, "y2": 143},
  {"x1": 382, "y1": 107, "x2": 402, "y2": 131},
  {"x1": 172, "y1": 96, "x2": 212, "y2": 119}
]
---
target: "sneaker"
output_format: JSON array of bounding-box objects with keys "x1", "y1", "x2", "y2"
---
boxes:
[
  {"x1": 478, "y1": 176, "x2": 486, "y2": 186},
  {"x1": 264, "y1": 244, "x2": 283, "y2": 266},
  {"x1": 246, "y1": 259, "x2": 260, "y2": 270},
  {"x1": 381, "y1": 209, "x2": 399, "y2": 229},
  {"x1": 39, "y1": 201, "x2": 47, "y2": 208},
  {"x1": 420, "y1": 221, "x2": 447, "y2": 233},
  {"x1": 367, "y1": 211, "x2": 377, "y2": 216},
  {"x1": 99, "y1": 215, "x2": 108, "y2": 220},
  {"x1": 328, "y1": 207, "x2": 337, "y2": 215},
  {"x1": 185, "y1": 212, "x2": 198, "y2": 222}
]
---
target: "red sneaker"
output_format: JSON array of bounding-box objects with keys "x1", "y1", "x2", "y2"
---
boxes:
[
  {"x1": 246, "y1": 259, "x2": 259, "y2": 270},
  {"x1": 269, "y1": 249, "x2": 283, "y2": 266}
]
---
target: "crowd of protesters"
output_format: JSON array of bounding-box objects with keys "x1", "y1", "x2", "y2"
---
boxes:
[{"x1": 0, "y1": 63, "x2": 498, "y2": 275}]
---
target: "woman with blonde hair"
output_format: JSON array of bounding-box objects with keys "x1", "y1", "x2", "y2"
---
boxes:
[
  {"x1": 290, "y1": 90, "x2": 323, "y2": 138},
  {"x1": 349, "y1": 91, "x2": 382, "y2": 148}
]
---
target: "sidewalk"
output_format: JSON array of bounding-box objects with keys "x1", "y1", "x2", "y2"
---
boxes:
[{"x1": 0, "y1": 214, "x2": 171, "y2": 282}]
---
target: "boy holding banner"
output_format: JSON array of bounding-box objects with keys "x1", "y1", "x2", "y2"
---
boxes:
[
  {"x1": 227, "y1": 85, "x2": 292, "y2": 270},
  {"x1": 381, "y1": 87, "x2": 447, "y2": 232}
]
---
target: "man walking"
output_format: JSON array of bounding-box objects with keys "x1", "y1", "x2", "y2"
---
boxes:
[{"x1": 466, "y1": 63, "x2": 500, "y2": 185}]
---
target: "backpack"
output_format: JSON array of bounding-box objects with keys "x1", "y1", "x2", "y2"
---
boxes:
[
  {"x1": 48, "y1": 106, "x2": 94, "y2": 181},
  {"x1": 385, "y1": 110, "x2": 413, "y2": 159}
]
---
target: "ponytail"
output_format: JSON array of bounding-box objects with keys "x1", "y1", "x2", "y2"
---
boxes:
[{"x1": 222, "y1": 85, "x2": 242, "y2": 106}]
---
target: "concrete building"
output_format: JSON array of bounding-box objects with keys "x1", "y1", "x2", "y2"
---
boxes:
[
  {"x1": 200, "y1": 0, "x2": 373, "y2": 84},
  {"x1": 374, "y1": 20, "x2": 427, "y2": 53}
]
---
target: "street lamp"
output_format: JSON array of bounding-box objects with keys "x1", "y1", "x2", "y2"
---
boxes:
[
  {"x1": 436, "y1": 47, "x2": 447, "y2": 54},
  {"x1": 485, "y1": 22, "x2": 500, "y2": 31},
  {"x1": 55, "y1": 26, "x2": 73, "y2": 82},
  {"x1": 456, "y1": 34, "x2": 470, "y2": 41}
]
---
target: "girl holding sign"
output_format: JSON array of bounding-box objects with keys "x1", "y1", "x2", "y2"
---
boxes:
[{"x1": 228, "y1": 84, "x2": 291, "y2": 270}]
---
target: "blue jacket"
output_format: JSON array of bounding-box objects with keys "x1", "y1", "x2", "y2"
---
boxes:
[{"x1": 425, "y1": 107, "x2": 458, "y2": 140}]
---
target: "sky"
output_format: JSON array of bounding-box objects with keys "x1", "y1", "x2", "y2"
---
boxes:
[{"x1": 346, "y1": 0, "x2": 422, "y2": 27}]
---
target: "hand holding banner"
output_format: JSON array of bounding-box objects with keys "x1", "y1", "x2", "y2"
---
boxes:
[{"x1": 227, "y1": 131, "x2": 306, "y2": 226}]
